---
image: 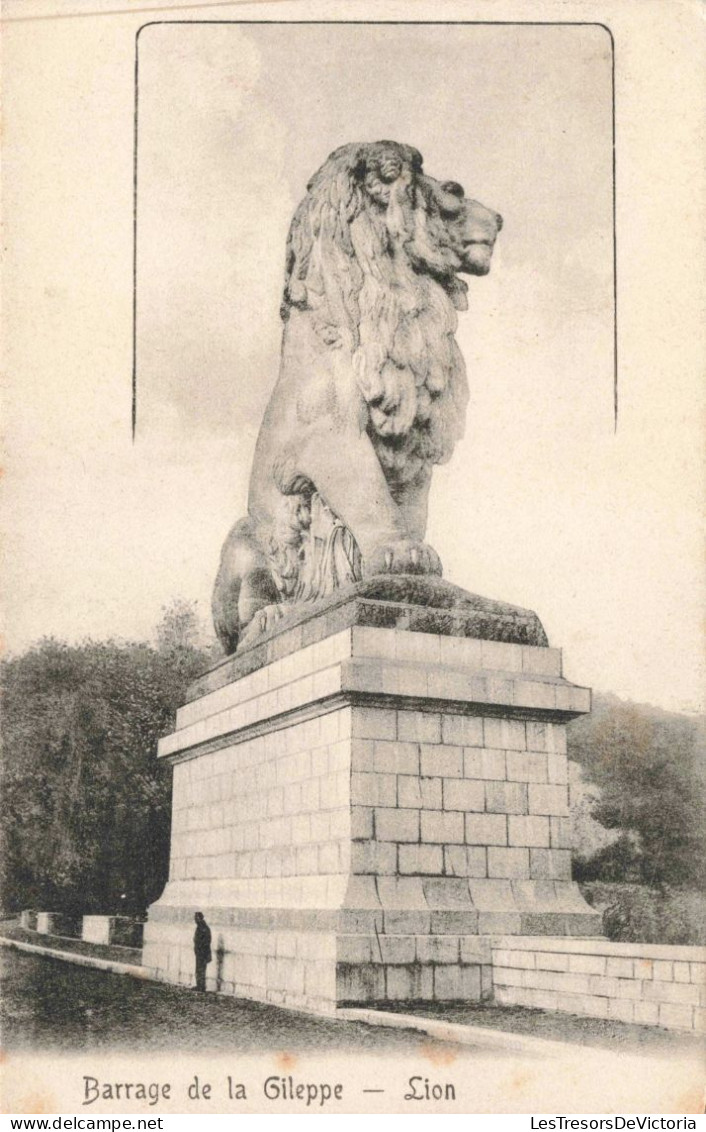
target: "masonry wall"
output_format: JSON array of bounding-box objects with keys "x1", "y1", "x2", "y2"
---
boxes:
[
  {"x1": 491, "y1": 936, "x2": 706, "y2": 1032},
  {"x1": 144, "y1": 622, "x2": 597, "y2": 1010}
]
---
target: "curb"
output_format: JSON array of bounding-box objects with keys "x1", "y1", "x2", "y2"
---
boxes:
[
  {"x1": 337, "y1": 1007, "x2": 594, "y2": 1058},
  {"x1": 0, "y1": 934, "x2": 149, "y2": 980}
]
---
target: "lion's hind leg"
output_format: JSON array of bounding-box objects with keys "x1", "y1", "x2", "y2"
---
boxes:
[{"x1": 212, "y1": 517, "x2": 280, "y2": 654}]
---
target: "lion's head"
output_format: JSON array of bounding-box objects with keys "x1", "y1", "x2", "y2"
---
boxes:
[
  {"x1": 280, "y1": 142, "x2": 501, "y2": 484},
  {"x1": 281, "y1": 141, "x2": 502, "y2": 316}
]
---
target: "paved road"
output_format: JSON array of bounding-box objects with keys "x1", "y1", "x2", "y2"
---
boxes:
[{"x1": 0, "y1": 948, "x2": 442, "y2": 1054}]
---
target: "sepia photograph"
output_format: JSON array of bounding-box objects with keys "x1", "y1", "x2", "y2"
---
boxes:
[{"x1": 1, "y1": 0, "x2": 704, "y2": 1117}]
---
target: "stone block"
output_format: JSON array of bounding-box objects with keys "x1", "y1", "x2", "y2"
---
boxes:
[
  {"x1": 464, "y1": 747, "x2": 506, "y2": 780},
  {"x1": 605, "y1": 956, "x2": 634, "y2": 979},
  {"x1": 442, "y1": 715, "x2": 484, "y2": 747},
  {"x1": 514, "y1": 680, "x2": 557, "y2": 710},
  {"x1": 508, "y1": 816, "x2": 550, "y2": 847},
  {"x1": 658, "y1": 1003, "x2": 694, "y2": 1030},
  {"x1": 469, "y1": 879, "x2": 515, "y2": 910},
  {"x1": 398, "y1": 843, "x2": 444, "y2": 874},
  {"x1": 485, "y1": 781, "x2": 528, "y2": 814},
  {"x1": 375, "y1": 807, "x2": 419, "y2": 842},
  {"x1": 535, "y1": 951, "x2": 570, "y2": 972},
  {"x1": 378, "y1": 935, "x2": 416, "y2": 964},
  {"x1": 339, "y1": 909, "x2": 383, "y2": 934},
  {"x1": 521, "y1": 647, "x2": 562, "y2": 677},
  {"x1": 444, "y1": 846, "x2": 487, "y2": 878},
  {"x1": 430, "y1": 909, "x2": 479, "y2": 934},
  {"x1": 434, "y1": 964, "x2": 482, "y2": 1001},
  {"x1": 579, "y1": 995, "x2": 609, "y2": 1019},
  {"x1": 589, "y1": 975, "x2": 621, "y2": 997},
  {"x1": 568, "y1": 954, "x2": 606, "y2": 975},
  {"x1": 483, "y1": 718, "x2": 526, "y2": 751},
  {"x1": 458, "y1": 940, "x2": 491, "y2": 967},
  {"x1": 643, "y1": 980, "x2": 699, "y2": 1005},
  {"x1": 340, "y1": 879, "x2": 381, "y2": 916},
  {"x1": 383, "y1": 910, "x2": 431, "y2": 935},
  {"x1": 394, "y1": 630, "x2": 441, "y2": 664},
  {"x1": 417, "y1": 935, "x2": 460, "y2": 964},
  {"x1": 398, "y1": 775, "x2": 442, "y2": 809},
  {"x1": 353, "y1": 774, "x2": 398, "y2": 810},
  {"x1": 528, "y1": 784, "x2": 569, "y2": 816},
  {"x1": 673, "y1": 961, "x2": 691, "y2": 983},
  {"x1": 351, "y1": 738, "x2": 375, "y2": 771},
  {"x1": 494, "y1": 948, "x2": 535, "y2": 970},
  {"x1": 652, "y1": 960, "x2": 674, "y2": 982},
  {"x1": 478, "y1": 912, "x2": 523, "y2": 934},
  {"x1": 480, "y1": 640, "x2": 524, "y2": 671},
  {"x1": 386, "y1": 964, "x2": 434, "y2": 1001},
  {"x1": 492, "y1": 965, "x2": 524, "y2": 987},
  {"x1": 420, "y1": 744, "x2": 463, "y2": 778},
  {"x1": 377, "y1": 876, "x2": 426, "y2": 908},
  {"x1": 351, "y1": 806, "x2": 373, "y2": 838},
  {"x1": 443, "y1": 779, "x2": 485, "y2": 812},
  {"x1": 81, "y1": 916, "x2": 112, "y2": 945},
  {"x1": 633, "y1": 1000, "x2": 660, "y2": 1026},
  {"x1": 398, "y1": 710, "x2": 441, "y2": 744},
  {"x1": 421, "y1": 809, "x2": 464, "y2": 844},
  {"x1": 352, "y1": 708, "x2": 397, "y2": 740},
  {"x1": 351, "y1": 841, "x2": 397, "y2": 875},
  {"x1": 634, "y1": 958, "x2": 654, "y2": 979},
  {"x1": 530, "y1": 848, "x2": 572, "y2": 880},
  {"x1": 613, "y1": 979, "x2": 642, "y2": 1000},
  {"x1": 337, "y1": 963, "x2": 386, "y2": 1003},
  {"x1": 550, "y1": 817, "x2": 572, "y2": 849},
  {"x1": 487, "y1": 847, "x2": 530, "y2": 880},
  {"x1": 373, "y1": 741, "x2": 419, "y2": 775},
  {"x1": 547, "y1": 754, "x2": 569, "y2": 785},
  {"x1": 422, "y1": 878, "x2": 473, "y2": 908},
  {"x1": 607, "y1": 998, "x2": 635, "y2": 1024},
  {"x1": 466, "y1": 813, "x2": 507, "y2": 846},
  {"x1": 505, "y1": 751, "x2": 548, "y2": 783}
]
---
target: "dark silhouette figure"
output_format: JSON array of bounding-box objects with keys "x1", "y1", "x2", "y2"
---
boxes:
[{"x1": 193, "y1": 911, "x2": 212, "y2": 992}]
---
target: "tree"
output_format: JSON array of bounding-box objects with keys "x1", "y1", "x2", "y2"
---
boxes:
[
  {"x1": 568, "y1": 694, "x2": 706, "y2": 891},
  {"x1": 0, "y1": 605, "x2": 215, "y2": 916}
]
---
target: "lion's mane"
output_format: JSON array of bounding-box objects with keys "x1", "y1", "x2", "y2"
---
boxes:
[{"x1": 280, "y1": 142, "x2": 469, "y2": 487}]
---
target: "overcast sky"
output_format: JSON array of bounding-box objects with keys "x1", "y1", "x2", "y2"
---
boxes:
[{"x1": 4, "y1": 19, "x2": 703, "y2": 713}]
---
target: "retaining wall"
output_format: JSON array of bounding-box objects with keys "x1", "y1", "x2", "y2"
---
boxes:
[{"x1": 491, "y1": 935, "x2": 706, "y2": 1032}]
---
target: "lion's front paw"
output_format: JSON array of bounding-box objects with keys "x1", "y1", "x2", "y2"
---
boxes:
[
  {"x1": 239, "y1": 602, "x2": 285, "y2": 647},
  {"x1": 365, "y1": 540, "x2": 443, "y2": 578}
]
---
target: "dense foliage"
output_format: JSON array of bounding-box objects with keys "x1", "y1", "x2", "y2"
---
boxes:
[
  {"x1": 580, "y1": 882, "x2": 706, "y2": 946},
  {"x1": 0, "y1": 603, "x2": 213, "y2": 916},
  {"x1": 569, "y1": 694, "x2": 706, "y2": 892}
]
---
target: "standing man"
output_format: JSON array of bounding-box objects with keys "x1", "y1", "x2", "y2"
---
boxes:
[{"x1": 193, "y1": 911, "x2": 212, "y2": 992}]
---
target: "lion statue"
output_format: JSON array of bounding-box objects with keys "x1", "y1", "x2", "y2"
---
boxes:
[{"x1": 213, "y1": 141, "x2": 502, "y2": 654}]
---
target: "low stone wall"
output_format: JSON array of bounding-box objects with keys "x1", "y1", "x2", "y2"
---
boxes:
[
  {"x1": 146, "y1": 909, "x2": 493, "y2": 1013},
  {"x1": 491, "y1": 936, "x2": 706, "y2": 1032},
  {"x1": 82, "y1": 916, "x2": 144, "y2": 948},
  {"x1": 35, "y1": 912, "x2": 81, "y2": 937}
]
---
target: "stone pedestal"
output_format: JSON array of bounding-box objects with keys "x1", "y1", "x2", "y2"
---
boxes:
[{"x1": 143, "y1": 588, "x2": 599, "y2": 1013}]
